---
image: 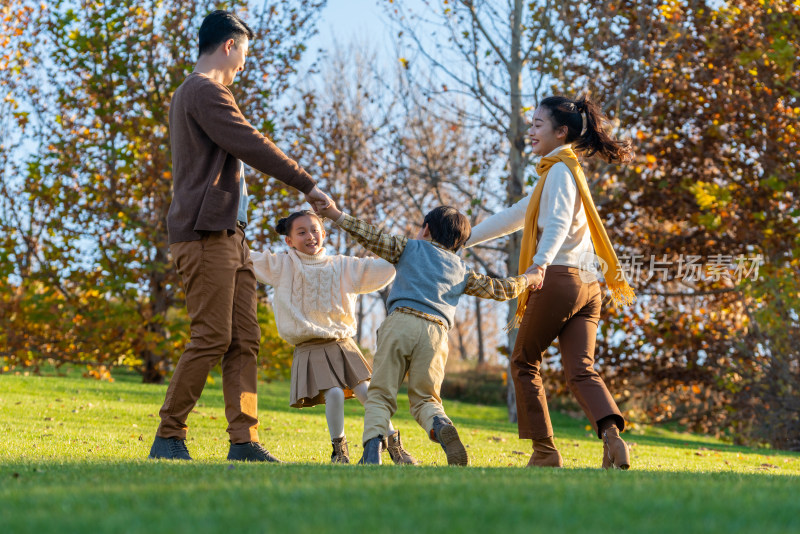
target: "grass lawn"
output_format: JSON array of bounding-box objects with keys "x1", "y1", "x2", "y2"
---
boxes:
[{"x1": 1, "y1": 368, "x2": 799, "y2": 533}]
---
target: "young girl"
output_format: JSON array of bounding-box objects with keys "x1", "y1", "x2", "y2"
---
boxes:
[
  {"x1": 250, "y1": 210, "x2": 417, "y2": 464},
  {"x1": 465, "y1": 95, "x2": 636, "y2": 469}
]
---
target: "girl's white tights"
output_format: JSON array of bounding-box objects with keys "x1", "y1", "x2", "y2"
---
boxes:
[{"x1": 324, "y1": 381, "x2": 396, "y2": 440}]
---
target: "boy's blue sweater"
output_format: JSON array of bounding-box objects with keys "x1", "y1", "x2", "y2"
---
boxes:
[{"x1": 386, "y1": 239, "x2": 468, "y2": 329}]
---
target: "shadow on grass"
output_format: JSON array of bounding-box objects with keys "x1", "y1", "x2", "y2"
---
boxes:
[{"x1": 2, "y1": 454, "x2": 799, "y2": 533}]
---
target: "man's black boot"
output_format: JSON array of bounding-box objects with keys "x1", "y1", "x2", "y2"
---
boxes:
[
  {"x1": 148, "y1": 435, "x2": 192, "y2": 460},
  {"x1": 227, "y1": 442, "x2": 282, "y2": 463}
]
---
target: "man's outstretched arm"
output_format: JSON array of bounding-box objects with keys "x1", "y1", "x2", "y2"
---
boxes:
[{"x1": 190, "y1": 79, "x2": 316, "y2": 194}]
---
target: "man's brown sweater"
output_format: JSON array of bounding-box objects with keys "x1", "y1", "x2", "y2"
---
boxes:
[{"x1": 167, "y1": 72, "x2": 316, "y2": 243}]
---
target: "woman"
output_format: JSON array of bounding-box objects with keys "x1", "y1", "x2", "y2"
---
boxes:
[{"x1": 466, "y1": 95, "x2": 635, "y2": 469}]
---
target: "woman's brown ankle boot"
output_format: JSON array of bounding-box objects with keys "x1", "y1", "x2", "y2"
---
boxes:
[
  {"x1": 602, "y1": 426, "x2": 630, "y2": 470},
  {"x1": 527, "y1": 436, "x2": 563, "y2": 468}
]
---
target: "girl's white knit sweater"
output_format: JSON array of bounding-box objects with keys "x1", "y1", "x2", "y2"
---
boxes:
[{"x1": 251, "y1": 248, "x2": 395, "y2": 345}]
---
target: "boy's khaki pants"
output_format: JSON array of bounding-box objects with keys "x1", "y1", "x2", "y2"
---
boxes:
[
  {"x1": 157, "y1": 228, "x2": 261, "y2": 444},
  {"x1": 362, "y1": 311, "x2": 449, "y2": 444}
]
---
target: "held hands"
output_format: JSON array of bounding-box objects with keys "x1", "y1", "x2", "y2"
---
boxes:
[
  {"x1": 523, "y1": 264, "x2": 545, "y2": 291},
  {"x1": 304, "y1": 186, "x2": 333, "y2": 212},
  {"x1": 311, "y1": 195, "x2": 343, "y2": 221}
]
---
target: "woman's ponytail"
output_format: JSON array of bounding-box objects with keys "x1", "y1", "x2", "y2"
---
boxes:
[{"x1": 540, "y1": 95, "x2": 634, "y2": 164}]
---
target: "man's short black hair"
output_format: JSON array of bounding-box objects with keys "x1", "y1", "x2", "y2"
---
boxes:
[
  {"x1": 198, "y1": 10, "x2": 254, "y2": 57},
  {"x1": 423, "y1": 206, "x2": 471, "y2": 252}
]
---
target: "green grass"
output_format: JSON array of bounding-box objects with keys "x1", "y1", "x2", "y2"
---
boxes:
[{"x1": 1, "y1": 369, "x2": 799, "y2": 534}]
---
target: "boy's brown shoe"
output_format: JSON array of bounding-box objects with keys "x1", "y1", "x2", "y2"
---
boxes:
[
  {"x1": 385, "y1": 430, "x2": 419, "y2": 465},
  {"x1": 432, "y1": 416, "x2": 468, "y2": 466},
  {"x1": 331, "y1": 436, "x2": 350, "y2": 464},
  {"x1": 527, "y1": 436, "x2": 563, "y2": 468},
  {"x1": 602, "y1": 426, "x2": 630, "y2": 470}
]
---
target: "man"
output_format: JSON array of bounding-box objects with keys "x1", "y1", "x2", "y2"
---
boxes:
[{"x1": 148, "y1": 10, "x2": 331, "y2": 461}]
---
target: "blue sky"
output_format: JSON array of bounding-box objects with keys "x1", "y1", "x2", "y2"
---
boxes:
[
  {"x1": 313, "y1": 0, "x2": 389, "y2": 48},
  {"x1": 303, "y1": 0, "x2": 415, "y2": 66}
]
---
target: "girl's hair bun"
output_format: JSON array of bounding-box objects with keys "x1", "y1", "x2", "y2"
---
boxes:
[{"x1": 275, "y1": 217, "x2": 290, "y2": 236}]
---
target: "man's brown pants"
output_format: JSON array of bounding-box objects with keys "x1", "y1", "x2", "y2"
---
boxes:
[
  {"x1": 157, "y1": 228, "x2": 261, "y2": 444},
  {"x1": 511, "y1": 266, "x2": 624, "y2": 440}
]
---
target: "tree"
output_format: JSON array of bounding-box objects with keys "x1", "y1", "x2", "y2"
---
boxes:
[
  {"x1": 385, "y1": 0, "x2": 800, "y2": 447},
  {"x1": 553, "y1": 0, "x2": 800, "y2": 447},
  {"x1": 384, "y1": 0, "x2": 610, "y2": 420},
  {"x1": 1, "y1": 0, "x2": 325, "y2": 381}
]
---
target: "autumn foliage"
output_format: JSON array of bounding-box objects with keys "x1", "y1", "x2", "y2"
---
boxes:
[{"x1": 1, "y1": 0, "x2": 798, "y2": 448}]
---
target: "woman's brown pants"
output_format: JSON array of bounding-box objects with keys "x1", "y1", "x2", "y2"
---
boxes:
[{"x1": 510, "y1": 266, "x2": 624, "y2": 440}]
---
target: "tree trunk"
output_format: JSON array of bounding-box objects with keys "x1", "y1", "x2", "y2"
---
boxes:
[
  {"x1": 505, "y1": 236, "x2": 521, "y2": 423},
  {"x1": 455, "y1": 319, "x2": 468, "y2": 360},
  {"x1": 504, "y1": 0, "x2": 526, "y2": 423},
  {"x1": 475, "y1": 297, "x2": 485, "y2": 365},
  {"x1": 356, "y1": 294, "x2": 364, "y2": 345},
  {"x1": 142, "y1": 242, "x2": 171, "y2": 384}
]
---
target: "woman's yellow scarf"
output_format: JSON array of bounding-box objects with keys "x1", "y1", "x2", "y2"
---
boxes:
[{"x1": 510, "y1": 146, "x2": 635, "y2": 329}]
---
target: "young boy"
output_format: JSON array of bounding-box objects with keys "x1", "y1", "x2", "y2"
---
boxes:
[{"x1": 315, "y1": 201, "x2": 538, "y2": 465}]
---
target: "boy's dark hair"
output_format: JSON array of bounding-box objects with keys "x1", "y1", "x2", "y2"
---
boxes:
[
  {"x1": 539, "y1": 95, "x2": 634, "y2": 164},
  {"x1": 198, "y1": 10, "x2": 254, "y2": 57},
  {"x1": 423, "y1": 206, "x2": 471, "y2": 252},
  {"x1": 275, "y1": 210, "x2": 322, "y2": 236}
]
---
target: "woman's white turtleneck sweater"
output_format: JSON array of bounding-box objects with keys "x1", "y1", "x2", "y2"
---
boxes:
[
  {"x1": 251, "y1": 248, "x2": 396, "y2": 345},
  {"x1": 465, "y1": 144, "x2": 597, "y2": 276}
]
